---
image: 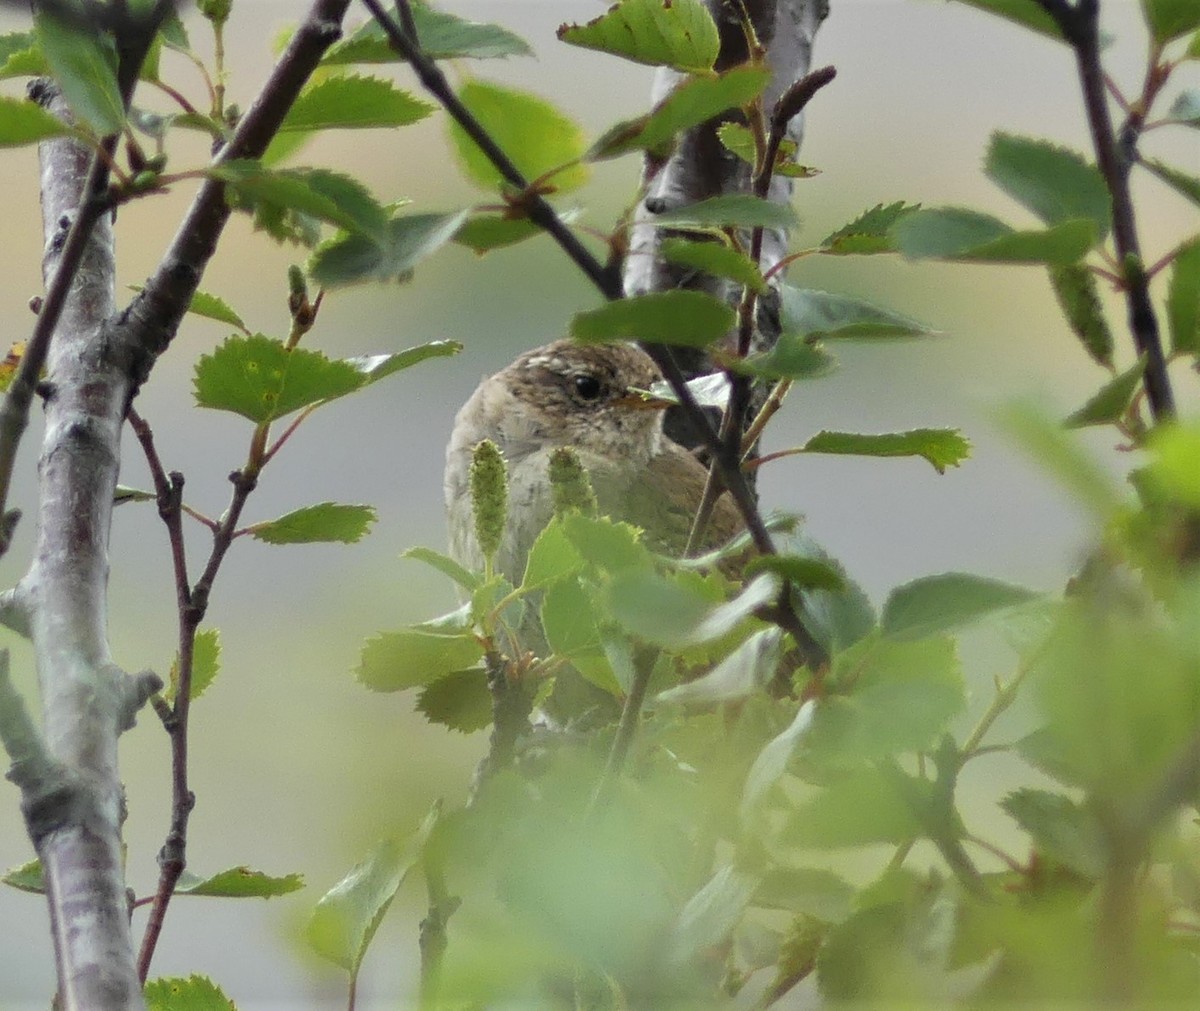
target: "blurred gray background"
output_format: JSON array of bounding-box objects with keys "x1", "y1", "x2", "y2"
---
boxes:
[{"x1": 0, "y1": 0, "x2": 1196, "y2": 1007}]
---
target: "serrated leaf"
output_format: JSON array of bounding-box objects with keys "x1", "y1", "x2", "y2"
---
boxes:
[
  {"x1": 176, "y1": 866, "x2": 303, "y2": 898},
  {"x1": 894, "y1": 207, "x2": 1096, "y2": 263},
  {"x1": 36, "y1": 10, "x2": 124, "y2": 135},
  {"x1": 661, "y1": 237, "x2": 766, "y2": 292},
  {"x1": 308, "y1": 210, "x2": 467, "y2": 288},
  {"x1": 571, "y1": 290, "x2": 735, "y2": 347},
  {"x1": 779, "y1": 286, "x2": 936, "y2": 341},
  {"x1": 1047, "y1": 262, "x2": 1113, "y2": 366},
  {"x1": 0, "y1": 95, "x2": 71, "y2": 146},
  {"x1": 606, "y1": 571, "x2": 777, "y2": 649},
  {"x1": 1064, "y1": 356, "x2": 1147, "y2": 428},
  {"x1": 521, "y1": 519, "x2": 584, "y2": 590},
  {"x1": 558, "y1": 0, "x2": 720, "y2": 74},
  {"x1": 1001, "y1": 788, "x2": 1105, "y2": 877},
  {"x1": 0, "y1": 44, "x2": 47, "y2": 80},
  {"x1": 343, "y1": 340, "x2": 462, "y2": 385},
  {"x1": 650, "y1": 193, "x2": 798, "y2": 230},
  {"x1": 2, "y1": 858, "x2": 44, "y2": 893},
  {"x1": 166, "y1": 628, "x2": 221, "y2": 705},
  {"x1": 589, "y1": 66, "x2": 771, "y2": 160},
  {"x1": 985, "y1": 132, "x2": 1111, "y2": 238},
  {"x1": 717, "y1": 121, "x2": 817, "y2": 178},
  {"x1": 1142, "y1": 157, "x2": 1200, "y2": 208},
  {"x1": 740, "y1": 700, "x2": 817, "y2": 819},
  {"x1": 800, "y1": 429, "x2": 971, "y2": 474},
  {"x1": 248, "y1": 503, "x2": 376, "y2": 545},
  {"x1": 1167, "y1": 238, "x2": 1200, "y2": 355},
  {"x1": 356, "y1": 629, "x2": 483, "y2": 691},
  {"x1": 754, "y1": 867, "x2": 855, "y2": 921},
  {"x1": 656, "y1": 627, "x2": 783, "y2": 706},
  {"x1": 882, "y1": 573, "x2": 1039, "y2": 640},
  {"x1": 193, "y1": 335, "x2": 364, "y2": 423},
  {"x1": 144, "y1": 975, "x2": 235, "y2": 1011},
  {"x1": 559, "y1": 512, "x2": 653, "y2": 572},
  {"x1": 448, "y1": 81, "x2": 588, "y2": 193},
  {"x1": 951, "y1": 0, "x2": 1066, "y2": 41},
  {"x1": 415, "y1": 668, "x2": 492, "y2": 733},
  {"x1": 1141, "y1": 0, "x2": 1200, "y2": 43},
  {"x1": 403, "y1": 546, "x2": 481, "y2": 591},
  {"x1": 324, "y1": 4, "x2": 532, "y2": 64},
  {"x1": 280, "y1": 74, "x2": 432, "y2": 132},
  {"x1": 308, "y1": 806, "x2": 440, "y2": 975},
  {"x1": 212, "y1": 162, "x2": 387, "y2": 239},
  {"x1": 821, "y1": 202, "x2": 919, "y2": 255}
]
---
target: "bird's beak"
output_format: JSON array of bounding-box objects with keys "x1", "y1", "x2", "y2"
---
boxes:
[{"x1": 615, "y1": 387, "x2": 674, "y2": 411}]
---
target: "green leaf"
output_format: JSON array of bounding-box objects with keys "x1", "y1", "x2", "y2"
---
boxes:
[
  {"x1": 882, "y1": 573, "x2": 1039, "y2": 640},
  {"x1": 193, "y1": 335, "x2": 364, "y2": 423},
  {"x1": 1167, "y1": 239, "x2": 1200, "y2": 355},
  {"x1": 656, "y1": 627, "x2": 783, "y2": 705},
  {"x1": 0, "y1": 32, "x2": 39, "y2": 75},
  {"x1": 589, "y1": 66, "x2": 771, "y2": 160},
  {"x1": 36, "y1": 10, "x2": 124, "y2": 135},
  {"x1": 166, "y1": 628, "x2": 221, "y2": 705},
  {"x1": 779, "y1": 286, "x2": 936, "y2": 340},
  {"x1": 661, "y1": 238, "x2": 766, "y2": 293},
  {"x1": 144, "y1": 976, "x2": 235, "y2": 1011},
  {"x1": 893, "y1": 207, "x2": 1096, "y2": 264},
  {"x1": 324, "y1": 4, "x2": 533, "y2": 64},
  {"x1": 0, "y1": 44, "x2": 47, "y2": 80},
  {"x1": 669, "y1": 864, "x2": 758, "y2": 965},
  {"x1": 247, "y1": 503, "x2": 376, "y2": 545},
  {"x1": 783, "y1": 766, "x2": 939, "y2": 848},
  {"x1": 733, "y1": 334, "x2": 835, "y2": 381},
  {"x1": 280, "y1": 74, "x2": 432, "y2": 132},
  {"x1": 754, "y1": 867, "x2": 855, "y2": 921},
  {"x1": 744, "y1": 554, "x2": 846, "y2": 591},
  {"x1": 821, "y1": 202, "x2": 920, "y2": 255},
  {"x1": 521, "y1": 519, "x2": 584, "y2": 590},
  {"x1": 403, "y1": 546, "x2": 481, "y2": 591},
  {"x1": 799, "y1": 429, "x2": 971, "y2": 474},
  {"x1": 308, "y1": 807, "x2": 440, "y2": 975},
  {"x1": 1189, "y1": 29, "x2": 1200, "y2": 58},
  {"x1": 1001, "y1": 788, "x2": 1105, "y2": 877},
  {"x1": 717, "y1": 122, "x2": 817, "y2": 178},
  {"x1": 176, "y1": 866, "x2": 304, "y2": 898},
  {"x1": 448, "y1": 81, "x2": 588, "y2": 193},
  {"x1": 1140, "y1": 157, "x2": 1200, "y2": 208},
  {"x1": 557, "y1": 0, "x2": 720, "y2": 73},
  {"x1": 951, "y1": 0, "x2": 1066, "y2": 41},
  {"x1": 1140, "y1": 0, "x2": 1200, "y2": 43},
  {"x1": 415, "y1": 668, "x2": 491, "y2": 733},
  {"x1": 1047, "y1": 263, "x2": 1113, "y2": 366},
  {"x1": 454, "y1": 211, "x2": 570, "y2": 254},
  {"x1": 606, "y1": 571, "x2": 777, "y2": 649},
  {"x1": 1165, "y1": 89, "x2": 1200, "y2": 127},
  {"x1": 985, "y1": 133, "x2": 1111, "y2": 238},
  {"x1": 559, "y1": 513, "x2": 653, "y2": 573},
  {"x1": 308, "y1": 210, "x2": 467, "y2": 288},
  {"x1": 212, "y1": 162, "x2": 388, "y2": 239},
  {"x1": 130, "y1": 284, "x2": 250, "y2": 333},
  {"x1": 542, "y1": 577, "x2": 604, "y2": 659},
  {"x1": 2, "y1": 858, "x2": 44, "y2": 893},
  {"x1": 0, "y1": 95, "x2": 71, "y2": 146},
  {"x1": 343, "y1": 340, "x2": 462, "y2": 386},
  {"x1": 650, "y1": 193, "x2": 798, "y2": 230},
  {"x1": 356, "y1": 629, "x2": 483, "y2": 691},
  {"x1": 571, "y1": 290, "x2": 734, "y2": 347},
  {"x1": 1064, "y1": 356, "x2": 1147, "y2": 428},
  {"x1": 740, "y1": 699, "x2": 817, "y2": 817}
]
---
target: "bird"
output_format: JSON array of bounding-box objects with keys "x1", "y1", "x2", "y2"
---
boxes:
[{"x1": 444, "y1": 340, "x2": 744, "y2": 588}]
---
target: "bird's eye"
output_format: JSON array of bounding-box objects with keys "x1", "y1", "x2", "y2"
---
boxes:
[{"x1": 572, "y1": 373, "x2": 603, "y2": 401}]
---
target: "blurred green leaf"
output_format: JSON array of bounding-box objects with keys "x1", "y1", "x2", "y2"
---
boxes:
[
  {"x1": 607, "y1": 571, "x2": 776, "y2": 649},
  {"x1": 800, "y1": 429, "x2": 971, "y2": 474},
  {"x1": 1064, "y1": 356, "x2": 1146, "y2": 428},
  {"x1": 656, "y1": 627, "x2": 783, "y2": 706},
  {"x1": 36, "y1": 10, "x2": 124, "y2": 135},
  {"x1": 2, "y1": 858, "x2": 44, "y2": 893},
  {"x1": 661, "y1": 237, "x2": 766, "y2": 292},
  {"x1": 1141, "y1": 157, "x2": 1200, "y2": 208},
  {"x1": 542, "y1": 577, "x2": 602, "y2": 658},
  {"x1": 176, "y1": 866, "x2": 303, "y2": 898},
  {"x1": 571, "y1": 290, "x2": 735, "y2": 347},
  {"x1": 650, "y1": 193, "x2": 799, "y2": 230},
  {"x1": 453, "y1": 209, "x2": 579, "y2": 253},
  {"x1": 247, "y1": 503, "x2": 377, "y2": 545},
  {"x1": 1140, "y1": 0, "x2": 1200, "y2": 42},
  {"x1": 1164, "y1": 89, "x2": 1200, "y2": 127},
  {"x1": 343, "y1": 340, "x2": 462, "y2": 385},
  {"x1": 894, "y1": 207, "x2": 1096, "y2": 263},
  {"x1": 1146, "y1": 421, "x2": 1200, "y2": 508},
  {"x1": 755, "y1": 867, "x2": 855, "y2": 922},
  {"x1": 985, "y1": 132, "x2": 1110, "y2": 238},
  {"x1": 403, "y1": 546, "x2": 481, "y2": 591},
  {"x1": 951, "y1": 0, "x2": 1065, "y2": 41},
  {"x1": 1189, "y1": 29, "x2": 1200, "y2": 57},
  {"x1": 416, "y1": 668, "x2": 492, "y2": 733},
  {"x1": 733, "y1": 333, "x2": 835, "y2": 381},
  {"x1": 166, "y1": 628, "x2": 221, "y2": 705},
  {"x1": 324, "y1": 4, "x2": 532, "y2": 64},
  {"x1": 744, "y1": 554, "x2": 846, "y2": 591},
  {"x1": 669, "y1": 864, "x2": 758, "y2": 965},
  {"x1": 1047, "y1": 262, "x2": 1113, "y2": 366},
  {"x1": 0, "y1": 32, "x2": 41, "y2": 79},
  {"x1": 356, "y1": 629, "x2": 483, "y2": 691},
  {"x1": 129, "y1": 283, "x2": 251, "y2": 333},
  {"x1": 279, "y1": 74, "x2": 432, "y2": 132},
  {"x1": 740, "y1": 700, "x2": 817, "y2": 817},
  {"x1": 448, "y1": 81, "x2": 588, "y2": 193},
  {"x1": 779, "y1": 286, "x2": 936, "y2": 340},
  {"x1": 821, "y1": 202, "x2": 920, "y2": 255},
  {"x1": 1167, "y1": 238, "x2": 1200, "y2": 355},
  {"x1": 717, "y1": 121, "x2": 817, "y2": 178},
  {"x1": 558, "y1": 0, "x2": 719, "y2": 73},
  {"x1": 783, "y1": 766, "x2": 940, "y2": 847},
  {"x1": 144, "y1": 976, "x2": 235, "y2": 1011},
  {"x1": 308, "y1": 210, "x2": 467, "y2": 288},
  {"x1": 1001, "y1": 788, "x2": 1105, "y2": 877},
  {"x1": 193, "y1": 335, "x2": 363, "y2": 423},
  {"x1": 882, "y1": 573, "x2": 1039, "y2": 640},
  {"x1": 308, "y1": 806, "x2": 440, "y2": 974},
  {"x1": 0, "y1": 95, "x2": 71, "y2": 146}
]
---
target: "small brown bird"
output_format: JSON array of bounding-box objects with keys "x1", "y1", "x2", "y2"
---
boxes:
[{"x1": 444, "y1": 340, "x2": 742, "y2": 585}]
